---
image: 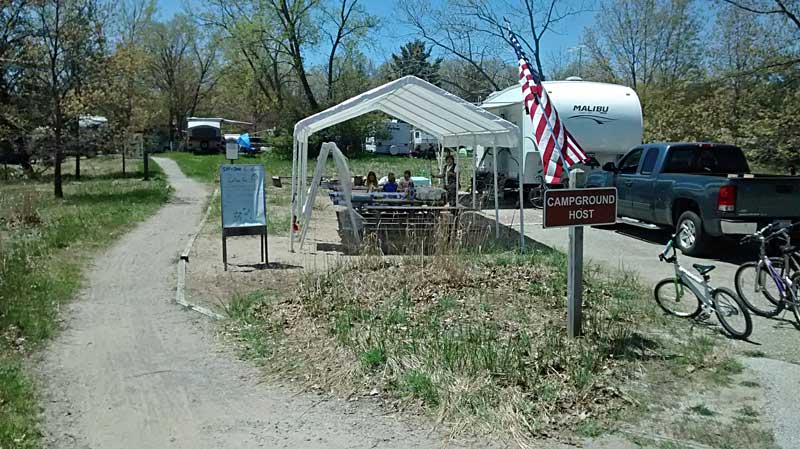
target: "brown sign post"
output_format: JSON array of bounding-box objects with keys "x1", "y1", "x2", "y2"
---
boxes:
[{"x1": 544, "y1": 181, "x2": 618, "y2": 338}]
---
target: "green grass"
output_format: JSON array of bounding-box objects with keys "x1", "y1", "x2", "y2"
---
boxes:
[
  {"x1": 0, "y1": 360, "x2": 38, "y2": 449},
  {"x1": 163, "y1": 151, "x2": 471, "y2": 185},
  {"x1": 402, "y1": 370, "x2": 439, "y2": 406},
  {"x1": 0, "y1": 156, "x2": 170, "y2": 449},
  {"x1": 164, "y1": 151, "x2": 451, "y2": 237}
]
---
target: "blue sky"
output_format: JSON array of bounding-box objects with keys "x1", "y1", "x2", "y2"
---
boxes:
[{"x1": 157, "y1": 0, "x2": 595, "y2": 74}]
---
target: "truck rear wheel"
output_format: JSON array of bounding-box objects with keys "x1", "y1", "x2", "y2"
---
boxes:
[{"x1": 676, "y1": 211, "x2": 707, "y2": 256}]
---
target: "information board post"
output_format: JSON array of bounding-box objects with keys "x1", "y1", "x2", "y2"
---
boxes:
[
  {"x1": 220, "y1": 164, "x2": 268, "y2": 271},
  {"x1": 542, "y1": 174, "x2": 616, "y2": 339}
]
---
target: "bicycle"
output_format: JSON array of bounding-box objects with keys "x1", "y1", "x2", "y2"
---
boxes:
[
  {"x1": 654, "y1": 233, "x2": 752, "y2": 339},
  {"x1": 529, "y1": 171, "x2": 547, "y2": 209},
  {"x1": 529, "y1": 169, "x2": 567, "y2": 209},
  {"x1": 735, "y1": 222, "x2": 800, "y2": 321}
]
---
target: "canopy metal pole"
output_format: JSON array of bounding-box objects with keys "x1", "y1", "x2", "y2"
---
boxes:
[
  {"x1": 289, "y1": 137, "x2": 298, "y2": 252},
  {"x1": 438, "y1": 141, "x2": 444, "y2": 185},
  {"x1": 518, "y1": 144, "x2": 525, "y2": 250},
  {"x1": 472, "y1": 136, "x2": 477, "y2": 209},
  {"x1": 455, "y1": 145, "x2": 460, "y2": 207},
  {"x1": 492, "y1": 138, "x2": 500, "y2": 240},
  {"x1": 301, "y1": 136, "x2": 307, "y2": 214}
]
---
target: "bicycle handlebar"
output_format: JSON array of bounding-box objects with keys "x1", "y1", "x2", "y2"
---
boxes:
[
  {"x1": 659, "y1": 236, "x2": 677, "y2": 263},
  {"x1": 740, "y1": 221, "x2": 798, "y2": 245}
]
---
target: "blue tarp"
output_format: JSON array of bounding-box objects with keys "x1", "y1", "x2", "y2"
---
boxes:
[{"x1": 237, "y1": 133, "x2": 252, "y2": 149}]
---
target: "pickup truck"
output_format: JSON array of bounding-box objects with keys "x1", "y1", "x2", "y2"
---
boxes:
[{"x1": 586, "y1": 142, "x2": 800, "y2": 256}]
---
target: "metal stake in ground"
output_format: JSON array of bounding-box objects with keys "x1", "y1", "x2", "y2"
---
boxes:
[{"x1": 567, "y1": 168, "x2": 586, "y2": 337}]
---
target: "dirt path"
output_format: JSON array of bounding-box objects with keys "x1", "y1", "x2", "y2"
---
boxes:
[{"x1": 37, "y1": 158, "x2": 469, "y2": 449}]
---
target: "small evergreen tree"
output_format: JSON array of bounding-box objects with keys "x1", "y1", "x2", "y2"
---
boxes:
[{"x1": 389, "y1": 40, "x2": 442, "y2": 86}]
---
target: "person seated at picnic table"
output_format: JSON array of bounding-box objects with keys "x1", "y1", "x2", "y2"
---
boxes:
[
  {"x1": 398, "y1": 169, "x2": 415, "y2": 198},
  {"x1": 363, "y1": 171, "x2": 379, "y2": 192},
  {"x1": 435, "y1": 154, "x2": 459, "y2": 206},
  {"x1": 382, "y1": 172, "x2": 398, "y2": 192}
]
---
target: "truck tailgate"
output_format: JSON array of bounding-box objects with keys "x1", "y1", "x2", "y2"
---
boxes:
[{"x1": 733, "y1": 177, "x2": 800, "y2": 218}]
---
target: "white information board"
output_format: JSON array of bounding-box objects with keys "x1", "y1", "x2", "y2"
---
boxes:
[
  {"x1": 220, "y1": 164, "x2": 266, "y2": 228},
  {"x1": 226, "y1": 142, "x2": 239, "y2": 160}
]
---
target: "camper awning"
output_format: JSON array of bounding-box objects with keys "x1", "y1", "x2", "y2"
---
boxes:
[{"x1": 293, "y1": 76, "x2": 519, "y2": 147}]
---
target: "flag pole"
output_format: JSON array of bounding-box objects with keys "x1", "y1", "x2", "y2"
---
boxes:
[{"x1": 506, "y1": 23, "x2": 572, "y2": 183}]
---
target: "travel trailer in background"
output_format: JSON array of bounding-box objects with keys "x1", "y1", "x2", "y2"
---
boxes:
[
  {"x1": 477, "y1": 79, "x2": 643, "y2": 187},
  {"x1": 365, "y1": 120, "x2": 437, "y2": 155},
  {"x1": 412, "y1": 128, "x2": 437, "y2": 148},
  {"x1": 186, "y1": 117, "x2": 252, "y2": 154},
  {"x1": 365, "y1": 119, "x2": 412, "y2": 155},
  {"x1": 186, "y1": 118, "x2": 223, "y2": 154}
]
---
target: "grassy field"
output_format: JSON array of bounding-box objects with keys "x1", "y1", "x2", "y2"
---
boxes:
[
  {"x1": 163, "y1": 151, "x2": 450, "y2": 236},
  {"x1": 163, "y1": 150, "x2": 471, "y2": 184},
  {"x1": 0, "y1": 156, "x2": 170, "y2": 449}
]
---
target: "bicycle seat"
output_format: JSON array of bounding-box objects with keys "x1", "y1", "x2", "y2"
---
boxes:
[
  {"x1": 781, "y1": 245, "x2": 798, "y2": 255},
  {"x1": 692, "y1": 263, "x2": 716, "y2": 275}
]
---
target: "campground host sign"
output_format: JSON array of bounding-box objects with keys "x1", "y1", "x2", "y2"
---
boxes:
[{"x1": 543, "y1": 187, "x2": 617, "y2": 228}]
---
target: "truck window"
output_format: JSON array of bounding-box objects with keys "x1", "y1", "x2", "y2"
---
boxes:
[
  {"x1": 663, "y1": 145, "x2": 750, "y2": 174},
  {"x1": 618, "y1": 148, "x2": 643, "y2": 174},
  {"x1": 640, "y1": 149, "x2": 658, "y2": 174}
]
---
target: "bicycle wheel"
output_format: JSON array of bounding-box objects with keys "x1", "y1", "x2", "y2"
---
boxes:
[
  {"x1": 735, "y1": 262, "x2": 784, "y2": 317},
  {"x1": 713, "y1": 287, "x2": 752, "y2": 340},
  {"x1": 789, "y1": 273, "x2": 800, "y2": 327},
  {"x1": 654, "y1": 278, "x2": 701, "y2": 318},
  {"x1": 530, "y1": 187, "x2": 544, "y2": 209}
]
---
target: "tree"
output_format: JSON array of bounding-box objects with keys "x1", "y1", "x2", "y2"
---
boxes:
[
  {"x1": 266, "y1": 0, "x2": 322, "y2": 111},
  {"x1": 720, "y1": 0, "x2": 800, "y2": 31},
  {"x1": 32, "y1": 0, "x2": 106, "y2": 197},
  {"x1": 146, "y1": 15, "x2": 219, "y2": 148},
  {"x1": 0, "y1": 0, "x2": 35, "y2": 165},
  {"x1": 401, "y1": 0, "x2": 588, "y2": 86},
  {"x1": 582, "y1": 0, "x2": 702, "y2": 102},
  {"x1": 320, "y1": 0, "x2": 376, "y2": 103},
  {"x1": 389, "y1": 40, "x2": 442, "y2": 85}
]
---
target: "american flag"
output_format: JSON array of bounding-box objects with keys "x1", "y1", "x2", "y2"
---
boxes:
[{"x1": 507, "y1": 27, "x2": 588, "y2": 184}]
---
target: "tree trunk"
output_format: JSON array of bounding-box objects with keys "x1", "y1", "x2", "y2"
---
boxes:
[
  {"x1": 73, "y1": 119, "x2": 80, "y2": 180},
  {"x1": 54, "y1": 120, "x2": 63, "y2": 198},
  {"x1": 168, "y1": 108, "x2": 175, "y2": 151}
]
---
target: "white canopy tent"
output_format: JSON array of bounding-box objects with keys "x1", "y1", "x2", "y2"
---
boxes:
[{"x1": 290, "y1": 76, "x2": 521, "y2": 251}]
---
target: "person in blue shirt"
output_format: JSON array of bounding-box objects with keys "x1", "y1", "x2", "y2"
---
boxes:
[{"x1": 383, "y1": 172, "x2": 398, "y2": 192}]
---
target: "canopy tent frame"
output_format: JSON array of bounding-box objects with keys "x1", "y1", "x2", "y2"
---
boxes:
[{"x1": 289, "y1": 76, "x2": 520, "y2": 252}]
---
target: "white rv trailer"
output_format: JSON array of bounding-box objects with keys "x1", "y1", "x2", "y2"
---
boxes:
[
  {"x1": 365, "y1": 119, "x2": 438, "y2": 155},
  {"x1": 365, "y1": 119, "x2": 412, "y2": 155},
  {"x1": 477, "y1": 79, "x2": 643, "y2": 186}
]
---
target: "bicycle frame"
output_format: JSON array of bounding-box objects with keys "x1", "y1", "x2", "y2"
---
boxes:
[
  {"x1": 668, "y1": 257, "x2": 714, "y2": 308},
  {"x1": 751, "y1": 228, "x2": 800, "y2": 302},
  {"x1": 758, "y1": 255, "x2": 799, "y2": 304}
]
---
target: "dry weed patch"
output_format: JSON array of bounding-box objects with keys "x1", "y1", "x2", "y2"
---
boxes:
[{"x1": 227, "y1": 248, "x2": 741, "y2": 444}]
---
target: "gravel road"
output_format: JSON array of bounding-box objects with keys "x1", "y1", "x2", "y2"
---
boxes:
[{"x1": 37, "y1": 158, "x2": 470, "y2": 449}]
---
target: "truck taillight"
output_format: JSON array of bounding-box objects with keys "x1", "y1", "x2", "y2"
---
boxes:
[{"x1": 718, "y1": 185, "x2": 736, "y2": 212}]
